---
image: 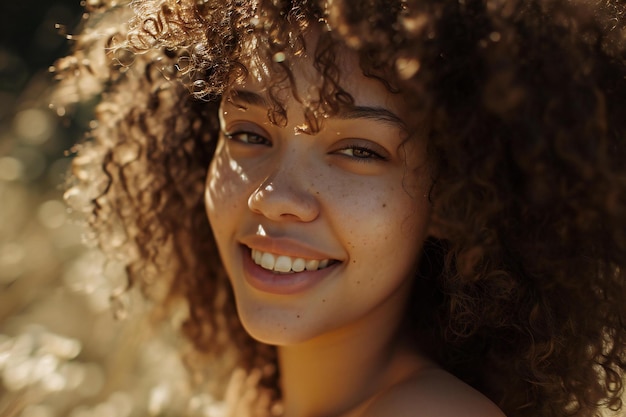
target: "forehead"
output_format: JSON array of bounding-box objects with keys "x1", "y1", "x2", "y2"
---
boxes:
[{"x1": 229, "y1": 27, "x2": 408, "y2": 123}]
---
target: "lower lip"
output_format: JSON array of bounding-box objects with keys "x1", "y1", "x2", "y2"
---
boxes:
[{"x1": 241, "y1": 246, "x2": 338, "y2": 295}]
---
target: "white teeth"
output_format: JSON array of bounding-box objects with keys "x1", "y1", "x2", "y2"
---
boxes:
[
  {"x1": 251, "y1": 249, "x2": 332, "y2": 273},
  {"x1": 305, "y1": 259, "x2": 319, "y2": 271},
  {"x1": 260, "y1": 252, "x2": 275, "y2": 270},
  {"x1": 253, "y1": 249, "x2": 262, "y2": 264},
  {"x1": 292, "y1": 258, "x2": 306, "y2": 272},
  {"x1": 274, "y1": 256, "x2": 293, "y2": 273}
]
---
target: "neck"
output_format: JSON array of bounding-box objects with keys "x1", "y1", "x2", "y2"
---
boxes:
[{"x1": 277, "y1": 299, "x2": 427, "y2": 417}]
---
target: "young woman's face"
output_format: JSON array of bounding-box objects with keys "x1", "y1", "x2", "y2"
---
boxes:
[{"x1": 205, "y1": 36, "x2": 434, "y2": 345}]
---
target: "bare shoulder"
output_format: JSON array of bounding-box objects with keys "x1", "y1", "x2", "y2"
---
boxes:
[{"x1": 360, "y1": 367, "x2": 506, "y2": 417}]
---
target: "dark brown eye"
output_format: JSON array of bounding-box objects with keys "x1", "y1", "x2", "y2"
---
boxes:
[
  {"x1": 337, "y1": 145, "x2": 385, "y2": 161},
  {"x1": 226, "y1": 132, "x2": 270, "y2": 145}
]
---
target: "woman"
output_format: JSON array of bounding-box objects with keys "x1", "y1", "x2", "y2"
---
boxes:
[{"x1": 55, "y1": 0, "x2": 626, "y2": 416}]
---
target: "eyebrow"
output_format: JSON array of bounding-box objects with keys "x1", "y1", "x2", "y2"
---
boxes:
[
  {"x1": 228, "y1": 89, "x2": 407, "y2": 131},
  {"x1": 229, "y1": 89, "x2": 269, "y2": 109},
  {"x1": 335, "y1": 106, "x2": 407, "y2": 131}
]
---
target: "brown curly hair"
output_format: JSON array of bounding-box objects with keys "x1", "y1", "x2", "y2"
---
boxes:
[{"x1": 53, "y1": 0, "x2": 626, "y2": 416}]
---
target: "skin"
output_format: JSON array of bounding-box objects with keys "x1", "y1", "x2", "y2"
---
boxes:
[{"x1": 205, "y1": 30, "x2": 505, "y2": 417}]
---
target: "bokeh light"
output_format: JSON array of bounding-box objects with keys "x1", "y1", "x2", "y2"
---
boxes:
[{"x1": 0, "y1": 2, "x2": 206, "y2": 417}]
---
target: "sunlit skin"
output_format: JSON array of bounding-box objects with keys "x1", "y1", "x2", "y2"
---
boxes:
[{"x1": 205, "y1": 31, "x2": 505, "y2": 417}]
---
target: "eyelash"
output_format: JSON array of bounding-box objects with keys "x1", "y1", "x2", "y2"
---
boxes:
[
  {"x1": 338, "y1": 144, "x2": 386, "y2": 161},
  {"x1": 224, "y1": 130, "x2": 386, "y2": 162},
  {"x1": 224, "y1": 131, "x2": 270, "y2": 146}
]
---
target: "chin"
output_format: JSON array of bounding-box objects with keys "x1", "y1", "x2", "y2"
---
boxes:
[{"x1": 235, "y1": 302, "x2": 327, "y2": 347}]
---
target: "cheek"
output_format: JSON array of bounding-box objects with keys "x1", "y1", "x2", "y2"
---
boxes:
[
  {"x1": 205, "y1": 142, "x2": 250, "y2": 216},
  {"x1": 335, "y1": 179, "x2": 431, "y2": 272}
]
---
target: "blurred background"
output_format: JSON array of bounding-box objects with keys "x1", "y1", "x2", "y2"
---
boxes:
[{"x1": 0, "y1": 2, "x2": 197, "y2": 417}]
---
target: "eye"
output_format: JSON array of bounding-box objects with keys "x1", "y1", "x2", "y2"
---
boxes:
[
  {"x1": 225, "y1": 131, "x2": 271, "y2": 146},
  {"x1": 336, "y1": 145, "x2": 386, "y2": 161}
]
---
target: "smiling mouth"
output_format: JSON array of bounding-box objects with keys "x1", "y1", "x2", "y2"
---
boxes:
[{"x1": 250, "y1": 249, "x2": 338, "y2": 274}]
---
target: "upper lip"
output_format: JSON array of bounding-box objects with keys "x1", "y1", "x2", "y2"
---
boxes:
[{"x1": 239, "y1": 235, "x2": 341, "y2": 261}]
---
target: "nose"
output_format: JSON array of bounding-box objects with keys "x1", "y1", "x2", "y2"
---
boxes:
[{"x1": 247, "y1": 157, "x2": 320, "y2": 223}]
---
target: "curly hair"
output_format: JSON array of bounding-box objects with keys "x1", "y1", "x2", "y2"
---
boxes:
[{"x1": 54, "y1": 0, "x2": 626, "y2": 416}]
